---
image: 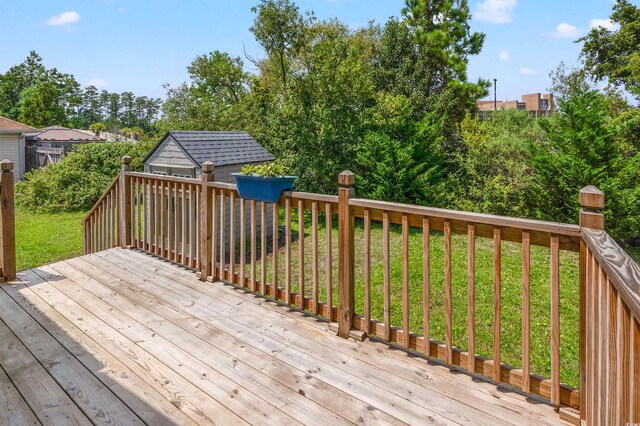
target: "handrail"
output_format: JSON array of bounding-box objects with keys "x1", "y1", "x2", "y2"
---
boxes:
[
  {"x1": 128, "y1": 171, "x2": 199, "y2": 185},
  {"x1": 582, "y1": 228, "x2": 640, "y2": 318},
  {"x1": 350, "y1": 198, "x2": 581, "y2": 237},
  {"x1": 83, "y1": 173, "x2": 121, "y2": 222}
]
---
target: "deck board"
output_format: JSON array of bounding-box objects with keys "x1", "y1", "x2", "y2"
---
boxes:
[{"x1": 0, "y1": 248, "x2": 569, "y2": 425}]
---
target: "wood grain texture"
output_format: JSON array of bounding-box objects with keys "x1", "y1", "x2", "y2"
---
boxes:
[
  {"x1": 444, "y1": 219, "x2": 452, "y2": 364},
  {"x1": 493, "y1": 227, "x2": 502, "y2": 383},
  {"x1": 550, "y1": 235, "x2": 560, "y2": 406},
  {"x1": 325, "y1": 204, "x2": 333, "y2": 319},
  {"x1": 522, "y1": 231, "x2": 531, "y2": 393},
  {"x1": 402, "y1": 214, "x2": 410, "y2": 348},
  {"x1": 383, "y1": 211, "x2": 391, "y2": 341},
  {"x1": 423, "y1": 217, "x2": 430, "y2": 357},
  {"x1": 363, "y1": 209, "x2": 371, "y2": 334},
  {"x1": 467, "y1": 224, "x2": 475, "y2": 373}
]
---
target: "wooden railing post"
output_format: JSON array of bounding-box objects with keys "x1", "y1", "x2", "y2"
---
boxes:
[
  {"x1": 119, "y1": 155, "x2": 132, "y2": 248},
  {"x1": 0, "y1": 160, "x2": 16, "y2": 281},
  {"x1": 337, "y1": 171, "x2": 355, "y2": 339},
  {"x1": 578, "y1": 185, "x2": 604, "y2": 422},
  {"x1": 199, "y1": 162, "x2": 215, "y2": 281}
]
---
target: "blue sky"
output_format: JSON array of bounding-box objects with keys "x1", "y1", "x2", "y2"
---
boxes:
[{"x1": 0, "y1": 0, "x2": 630, "y2": 101}]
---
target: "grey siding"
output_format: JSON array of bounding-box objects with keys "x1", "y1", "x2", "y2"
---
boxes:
[
  {"x1": 0, "y1": 133, "x2": 24, "y2": 179},
  {"x1": 145, "y1": 136, "x2": 197, "y2": 171}
]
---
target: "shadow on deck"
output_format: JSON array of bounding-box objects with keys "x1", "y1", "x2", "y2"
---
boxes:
[{"x1": 0, "y1": 248, "x2": 568, "y2": 425}]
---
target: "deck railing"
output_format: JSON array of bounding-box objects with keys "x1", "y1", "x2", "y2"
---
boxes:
[{"x1": 78, "y1": 156, "x2": 640, "y2": 424}]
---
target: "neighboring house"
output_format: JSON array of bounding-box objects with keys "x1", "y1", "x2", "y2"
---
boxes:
[
  {"x1": 25, "y1": 126, "x2": 105, "y2": 171},
  {"x1": 0, "y1": 115, "x2": 36, "y2": 179},
  {"x1": 144, "y1": 130, "x2": 277, "y2": 245}
]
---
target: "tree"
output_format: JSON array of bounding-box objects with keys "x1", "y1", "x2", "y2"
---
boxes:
[
  {"x1": 89, "y1": 122, "x2": 106, "y2": 136},
  {"x1": 579, "y1": 0, "x2": 640, "y2": 100},
  {"x1": 250, "y1": 0, "x2": 312, "y2": 90},
  {"x1": 527, "y1": 89, "x2": 640, "y2": 242},
  {"x1": 18, "y1": 82, "x2": 66, "y2": 127},
  {"x1": 188, "y1": 51, "x2": 249, "y2": 104}
]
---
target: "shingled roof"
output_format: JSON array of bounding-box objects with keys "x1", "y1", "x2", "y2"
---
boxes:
[
  {"x1": 0, "y1": 115, "x2": 36, "y2": 132},
  {"x1": 147, "y1": 131, "x2": 275, "y2": 167},
  {"x1": 25, "y1": 126, "x2": 102, "y2": 142}
]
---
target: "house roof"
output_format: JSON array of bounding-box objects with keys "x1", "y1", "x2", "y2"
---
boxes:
[
  {"x1": 25, "y1": 126, "x2": 102, "y2": 142},
  {"x1": 0, "y1": 116, "x2": 36, "y2": 132},
  {"x1": 146, "y1": 131, "x2": 275, "y2": 167}
]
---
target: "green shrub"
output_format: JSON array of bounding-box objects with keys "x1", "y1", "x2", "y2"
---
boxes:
[{"x1": 16, "y1": 140, "x2": 154, "y2": 212}]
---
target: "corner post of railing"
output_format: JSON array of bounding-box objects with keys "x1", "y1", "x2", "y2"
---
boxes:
[
  {"x1": 337, "y1": 171, "x2": 355, "y2": 339},
  {"x1": 0, "y1": 160, "x2": 16, "y2": 281},
  {"x1": 119, "y1": 155, "x2": 133, "y2": 248},
  {"x1": 199, "y1": 162, "x2": 215, "y2": 281},
  {"x1": 578, "y1": 185, "x2": 604, "y2": 421}
]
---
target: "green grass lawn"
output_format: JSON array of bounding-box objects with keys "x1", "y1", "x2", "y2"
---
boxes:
[
  {"x1": 16, "y1": 207, "x2": 86, "y2": 271},
  {"x1": 252, "y1": 211, "x2": 581, "y2": 388}
]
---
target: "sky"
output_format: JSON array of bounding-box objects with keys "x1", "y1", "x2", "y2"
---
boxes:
[{"x1": 0, "y1": 0, "x2": 630, "y2": 102}]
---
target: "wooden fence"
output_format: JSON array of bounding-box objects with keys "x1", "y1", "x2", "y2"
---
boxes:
[{"x1": 77, "y1": 157, "x2": 640, "y2": 424}]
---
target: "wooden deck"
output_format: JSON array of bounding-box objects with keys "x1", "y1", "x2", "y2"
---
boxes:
[{"x1": 0, "y1": 248, "x2": 568, "y2": 425}]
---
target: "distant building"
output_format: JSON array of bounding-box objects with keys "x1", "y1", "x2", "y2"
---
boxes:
[
  {"x1": 0, "y1": 115, "x2": 36, "y2": 179},
  {"x1": 25, "y1": 126, "x2": 107, "y2": 171},
  {"x1": 476, "y1": 93, "x2": 555, "y2": 116}
]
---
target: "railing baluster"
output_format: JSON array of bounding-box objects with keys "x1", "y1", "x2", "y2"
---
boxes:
[
  {"x1": 551, "y1": 235, "x2": 560, "y2": 405},
  {"x1": 468, "y1": 224, "x2": 476, "y2": 373},
  {"x1": 422, "y1": 217, "x2": 430, "y2": 357},
  {"x1": 219, "y1": 190, "x2": 226, "y2": 280},
  {"x1": 493, "y1": 226, "x2": 502, "y2": 383},
  {"x1": 168, "y1": 181, "x2": 174, "y2": 261},
  {"x1": 522, "y1": 231, "x2": 531, "y2": 392},
  {"x1": 160, "y1": 181, "x2": 166, "y2": 257},
  {"x1": 402, "y1": 214, "x2": 410, "y2": 348},
  {"x1": 240, "y1": 197, "x2": 246, "y2": 287},
  {"x1": 444, "y1": 219, "x2": 452, "y2": 364},
  {"x1": 285, "y1": 197, "x2": 292, "y2": 304},
  {"x1": 188, "y1": 184, "x2": 193, "y2": 266},
  {"x1": 181, "y1": 182, "x2": 186, "y2": 264},
  {"x1": 325, "y1": 203, "x2": 333, "y2": 320},
  {"x1": 229, "y1": 191, "x2": 236, "y2": 283},
  {"x1": 144, "y1": 178, "x2": 149, "y2": 251},
  {"x1": 363, "y1": 208, "x2": 370, "y2": 334},
  {"x1": 298, "y1": 199, "x2": 305, "y2": 308},
  {"x1": 211, "y1": 189, "x2": 218, "y2": 280},
  {"x1": 251, "y1": 199, "x2": 257, "y2": 291},
  {"x1": 383, "y1": 211, "x2": 390, "y2": 341},
  {"x1": 312, "y1": 201, "x2": 319, "y2": 314},
  {"x1": 261, "y1": 201, "x2": 267, "y2": 294},
  {"x1": 173, "y1": 182, "x2": 179, "y2": 262},
  {"x1": 272, "y1": 203, "x2": 279, "y2": 300}
]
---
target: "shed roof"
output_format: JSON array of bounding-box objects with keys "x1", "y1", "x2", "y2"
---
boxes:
[
  {"x1": 25, "y1": 126, "x2": 103, "y2": 142},
  {"x1": 146, "y1": 131, "x2": 275, "y2": 167},
  {"x1": 0, "y1": 116, "x2": 36, "y2": 132}
]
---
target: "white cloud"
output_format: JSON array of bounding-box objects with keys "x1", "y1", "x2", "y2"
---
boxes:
[
  {"x1": 498, "y1": 50, "x2": 510, "y2": 61},
  {"x1": 47, "y1": 11, "x2": 80, "y2": 26},
  {"x1": 86, "y1": 78, "x2": 108, "y2": 89},
  {"x1": 474, "y1": 0, "x2": 517, "y2": 24},
  {"x1": 519, "y1": 68, "x2": 537, "y2": 76},
  {"x1": 589, "y1": 18, "x2": 616, "y2": 30},
  {"x1": 551, "y1": 23, "x2": 580, "y2": 39}
]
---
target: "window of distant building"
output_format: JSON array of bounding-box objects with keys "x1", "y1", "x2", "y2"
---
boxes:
[{"x1": 540, "y1": 98, "x2": 549, "y2": 110}]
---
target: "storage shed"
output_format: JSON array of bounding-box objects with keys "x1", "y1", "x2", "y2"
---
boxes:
[
  {"x1": 144, "y1": 130, "x2": 277, "y2": 250},
  {"x1": 143, "y1": 131, "x2": 275, "y2": 182}
]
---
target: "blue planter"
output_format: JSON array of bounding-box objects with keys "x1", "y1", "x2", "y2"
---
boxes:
[{"x1": 232, "y1": 174, "x2": 297, "y2": 203}]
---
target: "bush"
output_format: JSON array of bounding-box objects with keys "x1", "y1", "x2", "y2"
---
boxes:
[
  {"x1": 16, "y1": 140, "x2": 154, "y2": 212},
  {"x1": 527, "y1": 89, "x2": 640, "y2": 243},
  {"x1": 453, "y1": 110, "x2": 542, "y2": 217}
]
